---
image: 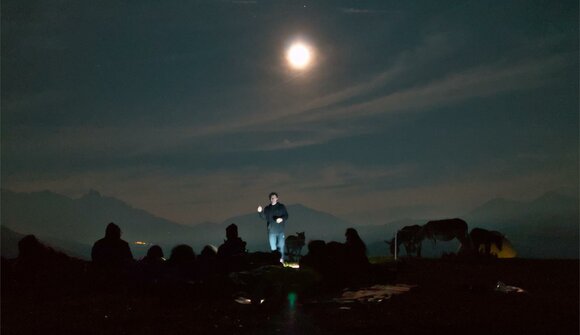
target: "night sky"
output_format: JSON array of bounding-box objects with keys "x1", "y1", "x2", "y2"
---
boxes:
[{"x1": 2, "y1": 0, "x2": 578, "y2": 225}]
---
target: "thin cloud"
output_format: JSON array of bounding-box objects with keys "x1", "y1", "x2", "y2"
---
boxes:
[
  {"x1": 171, "y1": 38, "x2": 569, "y2": 150},
  {"x1": 199, "y1": 34, "x2": 455, "y2": 136},
  {"x1": 201, "y1": 53, "x2": 569, "y2": 150},
  {"x1": 93, "y1": 33, "x2": 455, "y2": 150},
  {"x1": 276, "y1": 55, "x2": 570, "y2": 127},
  {"x1": 340, "y1": 8, "x2": 390, "y2": 15},
  {"x1": 4, "y1": 53, "x2": 568, "y2": 159},
  {"x1": 231, "y1": 0, "x2": 257, "y2": 4}
]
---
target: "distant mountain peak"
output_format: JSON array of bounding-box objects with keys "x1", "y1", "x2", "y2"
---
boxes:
[
  {"x1": 468, "y1": 197, "x2": 524, "y2": 217},
  {"x1": 532, "y1": 190, "x2": 578, "y2": 204},
  {"x1": 82, "y1": 189, "x2": 102, "y2": 198},
  {"x1": 77, "y1": 189, "x2": 132, "y2": 210},
  {"x1": 287, "y1": 203, "x2": 338, "y2": 214},
  {"x1": 288, "y1": 203, "x2": 305, "y2": 208},
  {"x1": 466, "y1": 189, "x2": 579, "y2": 225},
  {"x1": 482, "y1": 197, "x2": 521, "y2": 206}
]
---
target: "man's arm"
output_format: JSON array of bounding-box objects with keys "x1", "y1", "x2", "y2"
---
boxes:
[
  {"x1": 258, "y1": 207, "x2": 266, "y2": 220},
  {"x1": 280, "y1": 204, "x2": 289, "y2": 221}
]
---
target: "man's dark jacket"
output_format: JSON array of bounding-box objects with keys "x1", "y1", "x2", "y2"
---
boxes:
[
  {"x1": 91, "y1": 238, "x2": 134, "y2": 267},
  {"x1": 258, "y1": 202, "x2": 289, "y2": 234}
]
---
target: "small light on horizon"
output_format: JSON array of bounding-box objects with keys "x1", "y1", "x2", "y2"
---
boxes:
[{"x1": 283, "y1": 262, "x2": 300, "y2": 269}]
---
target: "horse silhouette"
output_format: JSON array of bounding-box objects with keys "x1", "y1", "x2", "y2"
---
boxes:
[
  {"x1": 285, "y1": 232, "x2": 305, "y2": 262},
  {"x1": 470, "y1": 228, "x2": 504, "y2": 256},
  {"x1": 421, "y1": 218, "x2": 470, "y2": 250},
  {"x1": 386, "y1": 225, "x2": 423, "y2": 257}
]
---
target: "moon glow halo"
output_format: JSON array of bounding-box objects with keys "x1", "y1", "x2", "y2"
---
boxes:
[{"x1": 286, "y1": 42, "x2": 312, "y2": 70}]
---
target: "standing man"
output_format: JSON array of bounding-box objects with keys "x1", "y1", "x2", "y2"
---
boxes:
[{"x1": 257, "y1": 192, "x2": 289, "y2": 263}]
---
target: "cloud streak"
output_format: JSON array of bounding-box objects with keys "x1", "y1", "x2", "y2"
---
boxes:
[
  {"x1": 282, "y1": 55, "x2": 569, "y2": 127},
  {"x1": 4, "y1": 31, "x2": 570, "y2": 158},
  {"x1": 170, "y1": 40, "x2": 572, "y2": 151},
  {"x1": 173, "y1": 52, "x2": 570, "y2": 152},
  {"x1": 2, "y1": 53, "x2": 569, "y2": 162},
  {"x1": 339, "y1": 8, "x2": 391, "y2": 15}
]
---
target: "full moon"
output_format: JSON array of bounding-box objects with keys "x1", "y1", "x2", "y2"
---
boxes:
[{"x1": 286, "y1": 42, "x2": 312, "y2": 70}]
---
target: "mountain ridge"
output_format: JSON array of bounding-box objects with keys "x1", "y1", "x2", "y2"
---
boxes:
[{"x1": 1, "y1": 188, "x2": 577, "y2": 259}]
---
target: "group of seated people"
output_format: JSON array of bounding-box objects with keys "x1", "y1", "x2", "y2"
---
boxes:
[
  {"x1": 91, "y1": 223, "x2": 372, "y2": 285},
  {"x1": 91, "y1": 222, "x2": 255, "y2": 283},
  {"x1": 5, "y1": 222, "x2": 371, "y2": 287},
  {"x1": 299, "y1": 228, "x2": 370, "y2": 280}
]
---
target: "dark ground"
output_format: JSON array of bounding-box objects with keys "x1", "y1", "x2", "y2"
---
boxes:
[{"x1": 2, "y1": 258, "x2": 578, "y2": 335}]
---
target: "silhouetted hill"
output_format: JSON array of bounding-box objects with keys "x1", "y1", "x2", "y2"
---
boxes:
[
  {"x1": 1, "y1": 189, "x2": 199, "y2": 258},
  {"x1": 0, "y1": 225, "x2": 87, "y2": 259},
  {"x1": 466, "y1": 191, "x2": 579, "y2": 258},
  {"x1": 1, "y1": 226, "x2": 26, "y2": 258},
  {"x1": 468, "y1": 191, "x2": 578, "y2": 223},
  {"x1": 467, "y1": 198, "x2": 527, "y2": 221}
]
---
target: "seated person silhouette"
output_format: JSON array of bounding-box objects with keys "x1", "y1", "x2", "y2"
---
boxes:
[
  {"x1": 18, "y1": 235, "x2": 64, "y2": 262},
  {"x1": 91, "y1": 222, "x2": 134, "y2": 268},
  {"x1": 299, "y1": 240, "x2": 329, "y2": 273},
  {"x1": 217, "y1": 224, "x2": 247, "y2": 258},
  {"x1": 15, "y1": 235, "x2": 72, "y2": 285},
  {"x1": 197, "y1": 245, "x2": 218, "y2": 279},
  {"x1": 166, "y1": 244, "x2": 197, "y2": 281},
  {"x1": 141, "y1": 245, "x2": 165, "y2": 264},
  {"x1": 344, "y1": 228, "x2": 369, "y2": 270},
  {"x1": 140, "y1": 245, "x2": 166, "y2": 281}
]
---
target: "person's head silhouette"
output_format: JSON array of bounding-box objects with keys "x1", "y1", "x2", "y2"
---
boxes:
[
  {"x1": 345, "y1": 228, "x2": 361, "y2": 243},
  {"x1": 105, "y1": 222, "x2": 122, "y2": 239},
  {"x1": 146, "y1": 245, "x2": 164, "y2": 259},
  {"x1": 201, "y1": 245, "x2": 218, "y2": 257},
  {"x1": 226, "y1": 223, "x2": 239, "y2": 240},
  {"x1": 169, "y1": 245, "x2": 196, "y2": 264}
]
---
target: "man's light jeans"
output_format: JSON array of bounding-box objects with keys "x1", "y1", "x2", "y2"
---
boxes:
[{"x1": 269, "y1": 232, "x2": 285, "y2": 262}]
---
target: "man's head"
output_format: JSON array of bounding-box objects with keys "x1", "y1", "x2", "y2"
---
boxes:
[
  {"x1": 226, "y1": 223, "x2": 239, "y2": 240},
  {"x1": 269, "y1": 192, "x2": 279, "y2": 205},
  {"x1": 105, "y1": 222, "x2": 122, "y2": 239}
]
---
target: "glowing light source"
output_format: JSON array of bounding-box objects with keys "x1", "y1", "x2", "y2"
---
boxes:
[
  {"x1": 477, "y1": 238, "x2": 517, "y2": 258},
  {"x1": 134, "y1": 241, "x2": 148, "y2": 245},
  {"x1": 283, "y1": 262, "x2": 300, "y2": 269},
  {"x1": 234, "y1": 297, "x2": 265, "y2": 305},
  {"x1": 286, "y1": 42, "x2": 312, "y2": 70},
  {"x1": 287, "y1": 292, "x2": 297, "y2": 310}
]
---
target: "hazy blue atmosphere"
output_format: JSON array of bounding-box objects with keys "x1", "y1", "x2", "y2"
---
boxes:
[
  {"x1": 2, "y1": 0, "x2": 578, "y2": 228},
  {"x1": 2, "y1": 4, "x2": 579, "y2": 335}
]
